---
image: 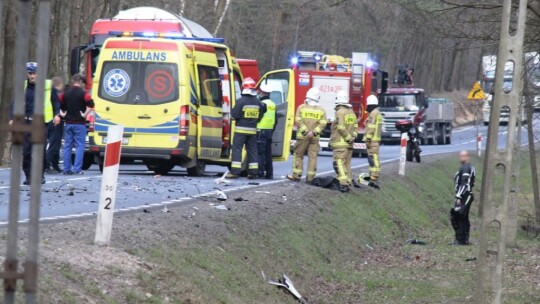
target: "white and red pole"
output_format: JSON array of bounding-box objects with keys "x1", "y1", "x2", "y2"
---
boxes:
[
  {"x1": 399, "y1": 132, "x2": 407, "y2": 176},
  {"x1": 477, "y1": 133, "x2": 482, "y2": 157},
  {"x1": 95, "y1": 125, "x2": 124, "y2": 246}
]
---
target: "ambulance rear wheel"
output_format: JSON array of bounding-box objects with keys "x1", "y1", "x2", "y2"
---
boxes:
[
  {"x1": 187, "y1": 161, "x2": 206, "y2": 177},
  {"x1": 146, "y1": 160, "x2": 175, "y2": 175}
]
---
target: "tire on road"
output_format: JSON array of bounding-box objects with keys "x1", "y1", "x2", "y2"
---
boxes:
[
  {"x1": 406, "y1": 142, "x2": 414, "y2": 162},
  {"x1": 187, "y1": 160, "x2": 206, "y2": 177},
  {"x1": 145, "y1": 160, "x2": 175, "y2": 175}
]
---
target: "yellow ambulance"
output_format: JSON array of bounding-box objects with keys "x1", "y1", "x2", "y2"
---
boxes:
[{"x1": 89, "y1": 33, "x2": 295, "y2": 175}]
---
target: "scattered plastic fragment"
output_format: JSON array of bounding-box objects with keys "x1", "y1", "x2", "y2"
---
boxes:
[
  {"x1": 215, "y1": 171, "x2": 232, "y2": 185},
  {"x1": 407, "y1": 239, "x2": 427, "y2": 245},
  {"x1": 255, "y1": 191, "x2": 271, "y2": 194},
  {"x1": 214, "y1": 204, "x2": 230, "y2": 211},
  {"x1": 282, "y1": 195, "x2": 287, "y2": 201},
  {"x1": 268, "y1": 273, "x2": 307, "y2": 303},
  {"x1": 234, "y1": 197, "x2": 246, "y2": 202},
  {"x1": 465, "y1": 257, "x2": 477, "y2": 262}
]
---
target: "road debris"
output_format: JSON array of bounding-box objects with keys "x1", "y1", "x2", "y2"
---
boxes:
[
  {"x1": 162, "y1": 206, "x2": 170, "y2": 213},
  {"x1": 234, "y1": 197, "x2": 247, "y2": 202},
  {"x1": 143, "y1": 209, "x2": 151, "y2": 213},
  {"x1": 215, "y1": 189, "x2": 228, "y2": 201},
  {"x1": 215, "y1": 171, "x2": 232, "y2": 185},
  {"x1": 214, "y1": 204, "x2": 230, "y2": 211},
  {"x1": 465, "y1": 257, "x2": 477, "y2": 262},
  {"x1": 407, "y1": 239, "x2": 427, "y2": 245},
  {"x1": 255, "y1": 191, "x2": 271, "y2": 194},
  {"x1": 282, "y1": 195, "x2": 287, "y2": 201},
  {"x1": 268, "y1": 273, "x2": 308, "y2": 303}
]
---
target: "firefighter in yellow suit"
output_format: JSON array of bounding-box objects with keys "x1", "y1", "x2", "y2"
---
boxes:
[
  {"x1": 365, "y1": 95, "x2": 382, "y2": 185},
  {"x1": 330, "y1": 90, "x2": 357, "y2": 193},
  {"x1": 287, "y1": 87, "x2": 327, "y2": 183}
]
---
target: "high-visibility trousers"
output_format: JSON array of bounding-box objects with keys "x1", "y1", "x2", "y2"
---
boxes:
[
  {"x1": 333, "y1": 147, "x2": 353, "y2": 186},
  {"x1": 231, "y1": 133, "x2": 258, "y2": 176},
  {"x1": 292, "y1": 137, "x2": 319, "y2": 182},
  {"x1": 367, "y1": 142, "x2": 380, "y2": 181}
]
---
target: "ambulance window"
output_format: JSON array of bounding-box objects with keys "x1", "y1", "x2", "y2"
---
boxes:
[
  {"x1": 233, "y1": 71, "x2": 242, "y2": 98},
  {"x1": 98, "y1": 61, "x2": 135, "y2": 104},
  {"x1": 198, "y1": 66, "x2": 222, "y2": 107},
  {"x1": 261, "y1": 71, "x2": 290, "y2": 105},
  {"x1": 144, "y1": 63, "x2": 179, "y2": 104}
]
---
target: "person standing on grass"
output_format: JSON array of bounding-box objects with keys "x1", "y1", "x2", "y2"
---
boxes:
[
  {"x1": 46, "y1": 76, "x2": 65, "y2": 173},
  {"x1": 450, "y1": 150, "x2": 476, "y2": 245},
  {"x1": 60, "y1": 74, "x2": 94, "y2": 175}
]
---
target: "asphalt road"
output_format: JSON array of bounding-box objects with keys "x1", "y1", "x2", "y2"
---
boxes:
[{"x1": 0, "y1": 120, "x2": 538, "y2": 224}]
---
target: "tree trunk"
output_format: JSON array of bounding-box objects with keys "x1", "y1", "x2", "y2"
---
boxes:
[{"x1": 68, "y1": 0, "x2": 83, "y2": 72}]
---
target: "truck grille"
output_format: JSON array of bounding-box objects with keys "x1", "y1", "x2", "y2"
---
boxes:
[{"x1": 382, "y1": 116, "x2": 410, "y2": 132}]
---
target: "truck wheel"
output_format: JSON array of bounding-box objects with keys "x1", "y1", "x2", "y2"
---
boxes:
[
  {"x1": 437, "y1": 125, "x2": 446, "y2": 145},
  {"x1": 352, "y1": 151, "x2": 360, "y2": 158},
  {"x1": 146, "y1": 160, "x2": 175, "y2": 175},
  {"x1": 187, "y1": 161, "x2": 206, "y2": 177},
  {"x1": 406, "y1": 142, "x2": 414, "y2": 162}
]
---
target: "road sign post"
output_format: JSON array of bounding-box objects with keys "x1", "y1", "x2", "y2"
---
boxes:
[
  {"x1": 95, "y1": 125, "x2": 124, "y2": 246},
  {"x1": 398, "y1": 132, "x2": 407, "y2": 176}
]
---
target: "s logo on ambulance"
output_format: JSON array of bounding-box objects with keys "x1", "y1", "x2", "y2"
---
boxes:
[{"x1": 104, "y1": 69, "x2": 130, "y2": 97}]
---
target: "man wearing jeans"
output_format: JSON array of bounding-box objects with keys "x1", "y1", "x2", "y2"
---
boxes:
[{"x1": 60, "y1": 74, "x2": 94, "y2": 175}]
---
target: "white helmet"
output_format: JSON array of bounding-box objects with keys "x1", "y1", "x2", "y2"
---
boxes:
[
  {"x1": 336, "y1": 90, "x2": 351, "y2": 107},
  {"x1": 305, "y1": 87, "x2": 321, "y2": 104},
  {"x1": 259, "y1": 83, "x2": 272, "y2": 94},
  {"x1": 367, "y1": 95, "x2": 379, "y2": 106}
]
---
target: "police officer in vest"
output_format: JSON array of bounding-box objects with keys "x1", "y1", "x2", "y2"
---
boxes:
[
  {"x1": 256, "y1": 83, "x2": 277, "y2": 179},
  {"x1": 10, "y1": 62, "x2": 60, "y2": 185},
  {"x1": 227, "y1": 77, "x2": 266, "y2": 179}
]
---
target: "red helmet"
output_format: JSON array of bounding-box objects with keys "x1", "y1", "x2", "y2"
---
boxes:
[{"x1": 242, "y1": 77, "x2": 257, "y2": 90}]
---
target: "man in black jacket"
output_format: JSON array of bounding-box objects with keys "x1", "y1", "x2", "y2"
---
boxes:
[
  {"x1": 450, "y1": 150, "x2": 476, "y2": 245},
  {"x1": 226, "y1": 77, "x2": 266, "y2": 179},
  {"x1": 59, "y1": 74, "x2": 94, "y2": 175}
]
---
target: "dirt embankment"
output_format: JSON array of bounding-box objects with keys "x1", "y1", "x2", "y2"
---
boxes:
[{"x1": 1, "y1": 154, "x2": 539, "y2": 304}]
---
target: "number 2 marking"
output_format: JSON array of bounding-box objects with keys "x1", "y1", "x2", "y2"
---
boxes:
[{"x1": 104, "y1": 197, "x2": 112, "y2": 210}]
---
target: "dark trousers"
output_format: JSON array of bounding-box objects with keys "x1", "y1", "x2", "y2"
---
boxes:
[
  {"x1": 46, "y1": 122, "x2": 64, "y2": 169},
  {"x1": 450, "y1": 194, "x2": 474, "y2": 244},
  {"x1": 231, "y1": 132, "x2": 258, "y2": 176},
  {"x1": 257, "y1": 129, "x2": 273, "y2": 178},
  {"x1": 22, "y1": 121, "x2": 48, "y2": 181}
]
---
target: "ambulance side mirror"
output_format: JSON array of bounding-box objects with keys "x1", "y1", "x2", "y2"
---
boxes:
[{"x1": 70, "y1": 47, "x2": 82, "y2": 76}]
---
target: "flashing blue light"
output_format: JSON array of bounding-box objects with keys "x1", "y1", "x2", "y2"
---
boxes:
[
  {"x1": 366, "y1": 60, "x2": 374, "y2": 68},
  {"x1": 314, "y1": 55, "x2": 321, "y2": 61},
  {"x1": 291, "y1": 57, "x2": 299, "y2": 65},
  {"x1": 140, "y1": 32, "x2": 157, "y2": 38}
]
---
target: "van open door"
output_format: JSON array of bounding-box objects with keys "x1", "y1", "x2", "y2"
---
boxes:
[
  {"x1": 196, "y1": 65, "x2": 224, "y2": 160},
  {"x1": 258, "y1": 69, "x2": 295, "y2": 162}
]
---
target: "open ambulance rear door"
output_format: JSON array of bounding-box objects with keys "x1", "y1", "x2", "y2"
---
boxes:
[{"x1": 257, "y1": 69, "x2": 295, "y2": 162}]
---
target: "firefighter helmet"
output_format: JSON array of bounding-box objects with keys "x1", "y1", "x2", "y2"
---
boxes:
[
  {"x1": 305, "y1": 87, "x2": 321, "y2": 104},
  {"x1": 336, "y1": 90, "x2": 351, "y2": 107},
  {"x1": 367, "y1": 95, "x2": 379, "y2": 106},
  {"x1": 259, "y1": 83, "x2": 272, "y2": 94},
  {"x1": 242, "y1": 77, "x2": 257, "y2": 96}
]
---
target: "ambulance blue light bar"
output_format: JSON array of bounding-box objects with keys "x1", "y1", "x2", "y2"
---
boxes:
[{"x1": 108, "y1": 31, "x2": 225, "y2": 43}]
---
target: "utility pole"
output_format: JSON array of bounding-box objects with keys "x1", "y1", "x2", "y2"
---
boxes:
[
  {"x1": 0, "y1": 1, "x2": 51, "y2": 303},
  {"x1": 475, "y1": 0, "x2": 528, "y2": 303}
]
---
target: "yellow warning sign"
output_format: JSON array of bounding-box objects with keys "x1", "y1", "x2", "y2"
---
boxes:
[{"x1": 468, "y1": 81, "x2": 487, "y2": 100}]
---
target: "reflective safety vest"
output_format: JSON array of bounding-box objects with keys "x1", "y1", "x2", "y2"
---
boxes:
[
  {"x1": 24, "y1": 79, "x2": 53, "y2": 122},
  {"x1": 257, "y1": 98, "x2": 276, "y2": 130}
]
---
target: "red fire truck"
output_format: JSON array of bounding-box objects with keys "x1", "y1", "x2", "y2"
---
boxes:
[{"x1": 259, "y1": 51, "x2": 380, "y2": 157}]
